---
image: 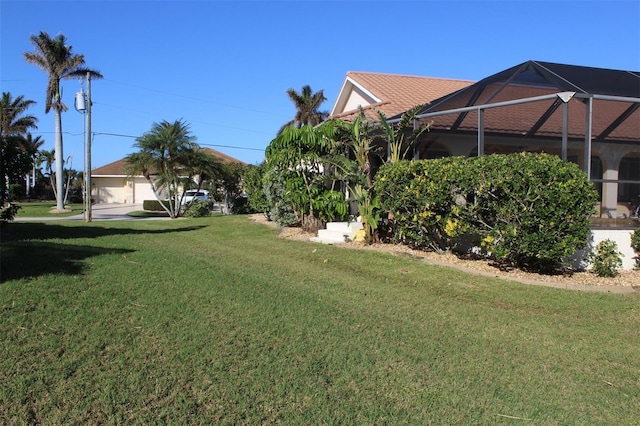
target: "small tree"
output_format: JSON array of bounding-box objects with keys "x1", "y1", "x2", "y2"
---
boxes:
[
  {"x1": 265, "y1": 122, "x2": 345, "y2": 231},
  {"x1": 243, "y1": 163, "x2": 270, "y2": 217},
  {"x1": 126, "y1": 119, "x2": 218, "y2": 219},
  {"x1": 0, "y1": 92, "x2": 38, "y2": 204},
  {"x1": 588, "y1": 239, "x2": 623, "y2": 277},
  {"x1": 375, "y1": 104, "x2": 430, "y2": 163}
]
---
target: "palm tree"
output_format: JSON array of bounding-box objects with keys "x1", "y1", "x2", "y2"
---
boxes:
[
  {"x1": 24, "y1": 31, "x2": 103, "y2": 211},
  {"x1": 1, "y1": 92, "x2": 39, "y2": 203},
  {"x1": 278, "y1": 85, "x2": 328, "y2": 134},
  {"x1": 20, "y1": 133, "x2": 45, "y2": 197},
  {"x1": 39, "y1": 149, "x2": 57, "y2": 200},
  {"x1": 0, "y1": 92, "x2": 38, "y2": 138},
  {"x1": 126, "y1": 119, "x2": 212, "y2": 219}
]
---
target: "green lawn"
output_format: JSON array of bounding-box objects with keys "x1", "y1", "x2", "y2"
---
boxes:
[
  {"x1": 14, "y1": 201, "x2": 84, "y2": 217},
  {"x1": 1, "y1": 215, "x2": 639, "y2": 424}
]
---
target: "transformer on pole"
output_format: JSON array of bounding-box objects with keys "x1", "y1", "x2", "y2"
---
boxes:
[{"x1": 75, "y1": 72, "x2": 92, "y2": 222}]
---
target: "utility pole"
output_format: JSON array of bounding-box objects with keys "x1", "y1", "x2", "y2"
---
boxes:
[{"x1": 85, "y1": 71, "x2": 92, "y2": 222}]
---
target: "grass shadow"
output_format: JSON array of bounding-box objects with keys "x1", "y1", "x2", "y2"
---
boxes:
[
  {"x1": 1, "y1": 222, "x2": 206, "y2": 242},
  {"x1": 1, "y1": 241, "x2": 134, "y2": 283},
  {"x1": 0, "y1": 222, "x2": 208, "y2": 283}
]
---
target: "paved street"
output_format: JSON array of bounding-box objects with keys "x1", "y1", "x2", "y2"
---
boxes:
[{"x1": 14, "y1": 203, "x2": 160, "y2": 221}]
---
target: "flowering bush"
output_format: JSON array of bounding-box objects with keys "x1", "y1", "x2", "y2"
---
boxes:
[
  {"x1": 375, "y1": 153, "x2": 599, "y2": 272},
  {"x1": 588, "y1": 239, "x2": 623, "y2": 277}
]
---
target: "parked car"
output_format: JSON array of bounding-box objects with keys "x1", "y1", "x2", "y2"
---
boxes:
[{"x1": 181, "y1": 189, "x2": 211, "y2": 206}]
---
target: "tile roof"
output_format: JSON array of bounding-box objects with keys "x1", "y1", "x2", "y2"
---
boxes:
[
  {"x1": 92, "y1": 147, "x2": 245, "y2": 176},
  {"x1": 329, "y1": 72, "x2": 474, "y2": 121}
]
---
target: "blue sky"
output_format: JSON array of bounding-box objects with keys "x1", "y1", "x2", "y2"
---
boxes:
[{"x1": 2, "y1": 0, "x2": 639, "y2": 169}]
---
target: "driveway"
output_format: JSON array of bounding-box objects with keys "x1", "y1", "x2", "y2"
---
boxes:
[{"x1": 14, "y1": 203, "x2": 166, "y2": 222}]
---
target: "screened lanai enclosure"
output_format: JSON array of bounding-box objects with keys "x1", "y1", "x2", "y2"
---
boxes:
[{"x1": 405, "y1": 60, "x2": 640, "y2": 219}]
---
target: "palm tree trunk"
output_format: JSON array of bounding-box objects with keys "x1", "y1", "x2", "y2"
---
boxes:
[{"x1": 54, "y1": 109, "x2": 65, "y2": 211}]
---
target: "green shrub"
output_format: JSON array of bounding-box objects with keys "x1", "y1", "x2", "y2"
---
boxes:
[
  {"x1": 375, "y1": 153, "x2": 599, "y2": 272},
  {"x1": 183, "y1": 200, "x2": 211, "y2": 217},
  {"x1": 631, "y1": 228, "x2": 640, "y2": 269},
  {"x1": 0, "y1": 202, "x2": 21, "y2": 223},
  {"x1": 243, "y1": 164, "x2": 270, "y2": 214},
  {"x1": 375, "y1": 157, "x2": 468, "y2": 251},
  {"x1": 313, "y1": 189, "x2": 349, "y2": 224},
  {"x1": 9, "y1": 184, "x2": 24, "y2": 200},
  {"x1": 588, "y1": 239, "x2": 623, "y2": 277},
  {"x1": 230, "y1": 195, "x2": 252, "y2": 214},
  {"x1": 263, "y1": 167, "x2": 298, "y2": 227},
  {"x1": 143, "y1": 199, "x2": 167, "y2": 212},
  {"x1": 470, "y1": 153, "x2": 598, "y2": 271}
]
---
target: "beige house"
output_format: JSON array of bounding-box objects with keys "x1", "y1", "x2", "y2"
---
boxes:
[
  {"x1": 330, "y1": 61, "x2": 640, "y2": 218},
  {"x1": 91, "y1": 148, "x2": 245, "y2": 204},
  {"x1": 329, "y1": 71, "x2": 473, "y2": 122}
]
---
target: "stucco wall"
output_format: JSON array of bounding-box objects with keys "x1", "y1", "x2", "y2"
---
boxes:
[{"x1": 573, "y1": 229, "x2": 638, "y2": 271}]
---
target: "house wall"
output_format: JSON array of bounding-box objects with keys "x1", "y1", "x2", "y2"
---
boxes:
[
  {"x1": 90, "y1": 176, "x2": 172, "y2": 204},
  {"x1": 344, "y1": 87, "x2": 374, "y2": 112},
  {"x1": 92, "y1": 177, "x2": 126, "y2": 204},
  {"x1": 573, "y1": 229, "x2": 637, "y2": 271}
]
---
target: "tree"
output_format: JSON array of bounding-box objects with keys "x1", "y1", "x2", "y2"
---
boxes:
[
  {"x1": 242, "y1": 163, "x2": 270, "y2": 217},
  {"x1": 20, "y1": 133, "x2": 45, "y2": 197},
  {"x1": 0, "y1": 92, "x2": 38, "y2": 137},
  {"x1": 39, "y1": 149, "x2": 56, "y2": 199},
  {"x1": 24, "y1": 31, "x2": 103, "y2": 211},
  {"x1": 375, "y1": 104, "x2": 430, "y2": 163},
  {"x1": 0, "y1": 92, "x2": 39, "y2": 203},
  {"x1": 329, "y1": 112, "x2": 384, "y2": 243},
  {"x1": 278, "y1": 85, "x2": 328, "y2": 134},
  {"x1": 125, "y1": 119, "x2": 220, "y2": 219},
  {"x1": 266, "y1": 122, "x2": 347, "y2": 231}
]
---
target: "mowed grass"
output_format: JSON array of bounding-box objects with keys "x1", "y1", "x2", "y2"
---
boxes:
[
  {"x1": 1, "y1": 215, "x2": 639, "y2": 424},
  {"x1": 14, "y1": 201, "x2": 84, "y2": 217}
]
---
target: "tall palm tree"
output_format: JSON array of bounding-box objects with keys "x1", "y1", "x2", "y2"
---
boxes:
[
  {"x1": 0, "y1": 92, "x2": 38, "y2": 203},
  {"x1": 24, "y1": 31, "x2": 103, "y2": 211},
  {"x1": 278, "y1": 85, "x2": 328, "y2": 134}
]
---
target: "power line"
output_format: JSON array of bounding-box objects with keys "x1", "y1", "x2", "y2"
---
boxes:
[
  {"x1": 93, "y1": 131, "x2": 137, "y2": 138},
  {"x1": 91, "y1": 132, "x2": 264, "y2": 152},
  {"x1": 200, "y1": 143, "x2": 264, "y2": 152},
  {"x1": 103, "y1": 78, "x2": 290, "y2": 119}
]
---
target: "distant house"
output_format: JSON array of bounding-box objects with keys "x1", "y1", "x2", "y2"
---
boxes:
[
  {"x1": 329, "y1": 61, "x2": 640, "y2": 218},
  {"x1": 91, "y1": 148, "x2": 245, "y2": 204}
]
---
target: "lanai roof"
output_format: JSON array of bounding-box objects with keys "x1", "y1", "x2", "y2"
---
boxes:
[{"x1": 410, "y1": 60, "x2": 640, "y2": 142}]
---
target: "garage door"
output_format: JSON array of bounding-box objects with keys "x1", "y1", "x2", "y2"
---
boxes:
[
  {"x1": 93, "y1": 177, "x2": 125, "y2": 203},
  {"x1": 133, "y1": 179, "x2": 157, "y2": 204}
]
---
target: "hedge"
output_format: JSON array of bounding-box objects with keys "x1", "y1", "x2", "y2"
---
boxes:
[
  {"x1": 143, "y1": 199, "x2": 167, "y2": 212},
  {"x1": 374, "y1": 153, "x2": 599, "y2": 272}
]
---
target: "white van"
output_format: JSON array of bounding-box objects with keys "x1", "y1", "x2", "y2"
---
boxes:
[{"x1": 181, "y1": 189, "x2": 211, "y2": 205}]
